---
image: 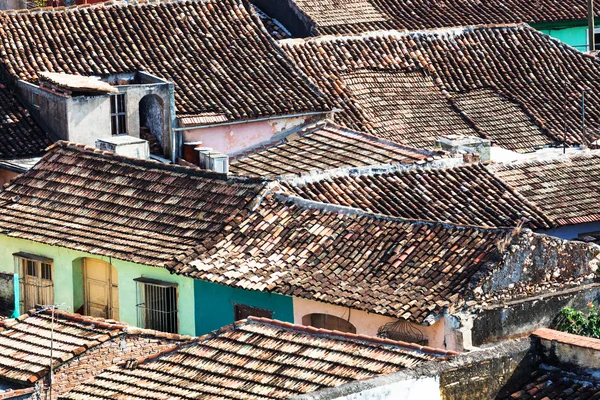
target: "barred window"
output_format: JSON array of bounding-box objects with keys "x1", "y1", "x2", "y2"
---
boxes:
[
  {"x1": 135, "y1": 277, "x2": 178, "y2": 333},
  {"x1": 110, "y1": 94, "x2": 127, "y2": 135}
]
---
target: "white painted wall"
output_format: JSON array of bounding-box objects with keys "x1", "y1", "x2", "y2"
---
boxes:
[{"x1": 333, "y1": 377, "x2": 441, "y2": 400}]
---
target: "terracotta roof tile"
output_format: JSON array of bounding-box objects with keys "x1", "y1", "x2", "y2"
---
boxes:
[
  {"x1": 0, "y1": 83, "x2": 51, "y2": 159},
  {"x1": 498, "y1": 369, "x2": 600, "y2": 400},
  {"x1": 0, "y1": 141, "x2": 266, "y2": 266},
  {"x1": 279, "y1": 25, "x2": 600, "y2": 151},
  {"x1": 280, "y1": 163, "x2": 553, "y2": 229},
  {"x1": 275, "y1": 0, "x2": 598, "y2": 35},
  {"x1": 61, "y1": 317, "x2": 454, "y2": 399},
  {"x1": 0, "y1": 309, "x2": 190, "y2": 385},
  {"x1": 172, "y1": 195, "x2": 511, "y2": 324},
  {"x1": 0, "y1": 0, "x2": 328, "y2": 120},
  {"x1": 229, "y1": 121, "x2": 436, "y2": 177},
  {"x1": 488, "y1": 152, "x2": 600, "y2": 226}
]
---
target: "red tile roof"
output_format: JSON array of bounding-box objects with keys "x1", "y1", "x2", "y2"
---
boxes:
[
  {"x1": 498, "y1": 369, "x2": 600, "y2": 400},
  {"x1": 172, "y1": 195, "x2": 511, "y2": 324},
  {"x1": 229, "y1": 121, "x2": 436, "y2": 177},
  {"x1": 273, "y1": 0, "x2": 598, "y2": 35},
  {"x1": 0, "y1": 141, "x2": 266, "y2": 266},
  {"x1": 0, "y1": 309, "x2": 190, "y2": 385},
  {"x1": 0, "y1": 83, "x2": 51, "y2": 159},
  {"x1": 0, "y1": 0, "x2": 328, "y2": 121},
  {"x1": 61, "y1": 317, "x2": 455, "y2": 399},
  {"x1": 279, "y1": 25, "x2": 600, "y2": 152},
  {"x1": 488, "y1": 152, "x2": 600, "y2": 226},
  {"x1": 280, "y1": 163, "x2": 553, "y2": 229}
]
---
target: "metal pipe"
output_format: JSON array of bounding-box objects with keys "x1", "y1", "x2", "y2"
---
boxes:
[
  {"x1": 589, "y1": 0, "x2": 595, "y2": 51},
  {"x1": 172, "y1": 109, "x2": 342, "y2": 132}
]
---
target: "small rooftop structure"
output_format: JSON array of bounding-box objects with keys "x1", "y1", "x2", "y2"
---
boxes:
[{"x1": 435, "y1": 135, "x2": 491, "y2": 162}]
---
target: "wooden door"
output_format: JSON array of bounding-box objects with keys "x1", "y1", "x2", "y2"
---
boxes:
[{"x1": 83, "y1": 259, "x2": 119, "y2": 319}]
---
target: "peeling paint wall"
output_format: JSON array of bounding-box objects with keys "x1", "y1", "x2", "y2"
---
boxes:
[
  {"x1": 0, "y1": 272, "x2": 14, "y2": 316},
  {"x1": 181, "y1": 115, "x2": 323, "y2": 156}
]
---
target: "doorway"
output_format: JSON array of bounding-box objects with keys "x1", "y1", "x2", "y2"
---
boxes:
[{"x1": 83, "y1": 258, "x2": 119, "y2": 320}]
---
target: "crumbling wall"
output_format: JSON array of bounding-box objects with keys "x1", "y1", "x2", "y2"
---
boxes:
[
  {"x1": 0, "y1": 272, "x2": 15, "y2": 317},
  {"x1": 478, "y1": 231, "x2": 600, "y2": 298}
]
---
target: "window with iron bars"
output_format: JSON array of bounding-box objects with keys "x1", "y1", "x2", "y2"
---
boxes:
[
  {"x1": 110, "y1": 93, "x2": 127, "y2": 135},
  {"x1": 13, "y1": 252, "x2": 54, "y2": 314},
  {"x1": 135, "y1": 277, "x2": 178, "y2": 333}
]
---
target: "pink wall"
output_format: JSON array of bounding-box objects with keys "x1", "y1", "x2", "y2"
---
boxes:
[
  {"x1": 292, "y1": 297, "x2": 448, "y2": 350},
  {"x1": 182, "y1": 115, "x2": 318, "y2": 156}
]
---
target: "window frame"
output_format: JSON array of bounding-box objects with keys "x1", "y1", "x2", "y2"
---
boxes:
[
  {"x1": 134, "y1": 277, "x2": 179, "y2": 333},
  {"x1": 13, "y1": 252, "x2": 54, "y2": 313},
  {"x1": 110, "y1": 93, "x2": 127, "y2": 135}
]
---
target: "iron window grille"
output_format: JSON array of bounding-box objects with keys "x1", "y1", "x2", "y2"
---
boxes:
[
  {"x1": 110, "y1": 93, "x2": 127, "y2": 135},
  {"x1": 135, "y1": 277, "x2": 178, "y2": 333},
  {"x1": 13, "y1": 252, "x2": 54, "y2": 314}
]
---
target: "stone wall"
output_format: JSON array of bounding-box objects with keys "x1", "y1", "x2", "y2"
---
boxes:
[{"x1": 471, "y1": 284, "x2": 600, "y2": 346}]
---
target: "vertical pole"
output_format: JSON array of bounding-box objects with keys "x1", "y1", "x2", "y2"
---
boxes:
[
  {"x1": 49, "y1": 305, "x2": 54, "y2": 400},
  {"x1": 589, "y1": 0, "x2": 595, "y2": 51},
  {"x1": 582, "y1": 89, "x2": 586, "y2": 142}
]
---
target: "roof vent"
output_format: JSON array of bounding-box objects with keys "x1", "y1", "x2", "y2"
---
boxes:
[
  {"x1": 434, "y1": 135, "x2": 490, "y2": 162},
  {"x1": 96, "y1": 136, "x2": 150, "y2": 160},
  {"x1": 195, "y1": 146, "x2": 229, "y2": 174}
]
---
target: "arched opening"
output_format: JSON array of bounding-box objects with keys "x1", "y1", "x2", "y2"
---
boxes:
[
  {"x1": 82, "y1": 258, "x2": 119, "y2": 320},
  {"x1": 302, "y1": 313, "x2": 357, "y2": 334},
  {"x1": 139, "y1": 94, "x2": 164, "y2": 156}
]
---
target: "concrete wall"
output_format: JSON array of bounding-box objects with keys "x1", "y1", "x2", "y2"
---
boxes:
[
  {"x1": 0, "y1": 0, "x2": 26, "y2": 10},
  {"x1": 194, "y1": 279, "x2": 294, "y2": 335},
  {"x1": 472, "y1": 284, "x2": 600, "y2": 346},
  {"x1": 181, "y1": 114, "x2": 322, "y2": 156},
  {"x1": 0, "y1": 235, "x2": 197, "y2": 336},
  {"x1": 292, "y1": 297, "x2": 448, "y2": 349},
  {"x1": 17, "y1": 80, "x2": 172, "y2": 156}
]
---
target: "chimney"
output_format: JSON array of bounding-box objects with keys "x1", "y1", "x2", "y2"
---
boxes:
[
  {"x1": 194, "y1": 146, "x2": 229, "y2": 173},
  {"x1": 435, "y1": 135, "x2": 491, "y2": 162}
]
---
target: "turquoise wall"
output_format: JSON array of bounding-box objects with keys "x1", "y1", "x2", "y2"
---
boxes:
[
  {"x1": 0, "y1": 236, "x2": 197, "y2": 336},
  {"x1": 194, "y1": 279, "x2": 294, "y2": 335},
  {"x1": 537, "y1": 25, "x2": 589, "y2": 51}
]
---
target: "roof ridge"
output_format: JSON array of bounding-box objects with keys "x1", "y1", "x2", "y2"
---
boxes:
[
  {"x1": 279, "y1": 24, "x2": 529, "y2": 45},
  {"x1": 488, "y1": 150, "x2": 600, "y2": 170},
  {"x1": 245, "y1": 317, "x2": 458, "y2": 357},
  {"x1": 2, "y1": 0, "x2": 206, "y2": 14},
  {"x1": 274, "y1": 192, "x2": 517, "y2": 233},
  {"x1": 48, "y1": 141, "x2": 264, "y2": 184}
]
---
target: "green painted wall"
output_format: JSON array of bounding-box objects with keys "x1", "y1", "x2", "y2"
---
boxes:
[
  {"x1": 194, "y1": 279, "x2": 294, "y2": 335},
  {"x1": 0, "y1": 236, "x2": 197, "y2": 336},
  {"x1": 537, "y1": 25, "x2": 589, "y2": 51}
]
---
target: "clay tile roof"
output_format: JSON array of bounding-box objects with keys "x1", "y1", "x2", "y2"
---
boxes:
[
  {"x1": 276, "y1": 0, "x2": 598, "y2": 35},
  {"x1": 279, "y1": 25, "x2": 600, "y2": 152},
  {"x1": 0, "y1": 308, "x2": 191, "y2": 386},
  {"x1": 172, "y1": 195, "x2": 511, "y2": 324},
  {"x1": 0, "y1": 0, "x2": 329, "y2": 121},
  {"x1": 487, "y1": 152, "x2": 600, "y2": 226},
  {"x1": 0, "y1": 141, "x2": 266, "y2": 266},
  {"x1": 0, "y1": 83, "x2": 51, "y2": 159},
  {"x1": 280, "y1": 162, "x2": 554, "y2": 229},
  {"x1": 61, "y1": 317, "x2": 455, "y2": 399},
  {"x1": 497, "y1": 369, "x2": 600, "y2": 400},
  {"x1": 229, "y1": 121, "x2": 436, "y2": 177}
]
